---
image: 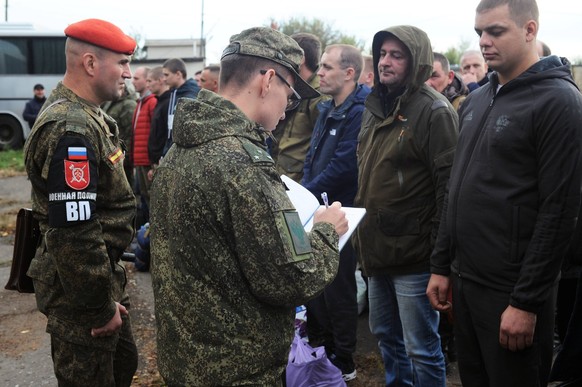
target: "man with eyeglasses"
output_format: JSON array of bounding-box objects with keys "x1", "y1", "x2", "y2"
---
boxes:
[
  {"x1": 301, "y1": 43, "x2": 370, "y2": 381},
  {"x1": 150, "y1": 26, "x2": 349, "y2": 386},
  {"x1": 353, "y1": 25, "x2": 458, "y2": 386}
]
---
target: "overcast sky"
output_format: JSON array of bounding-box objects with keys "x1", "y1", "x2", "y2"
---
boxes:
[{"x1": 5, "y1": 0, "x2": 582, "y2": 64}]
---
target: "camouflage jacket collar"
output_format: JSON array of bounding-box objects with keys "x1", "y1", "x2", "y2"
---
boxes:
[
  {"x1": 171, "y1": 89, "x2": 267, "y2": 148},
  {"x1": 55, "y1": 82, "x2": 101, "y2": 114}
]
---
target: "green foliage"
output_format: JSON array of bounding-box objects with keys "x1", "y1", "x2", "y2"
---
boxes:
[
  {"x1": 271, "y1": 17, "x2": 366, "y2": 51},
  {"x1": 0, "y1": 149, "x2": 25, "y2": 176},
  {"x1": 129, "y1": 28, "x2": 147, "y2": 60},
  {"x1": 442, "y1": 38, "x2": 472, "y2": 67}
]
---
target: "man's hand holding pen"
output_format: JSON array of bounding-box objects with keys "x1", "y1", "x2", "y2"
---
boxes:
[
  {"x1": 314, "y1": 194, "x2": 348, "y2": 236},
  {"x1": 321, "y1": 192, "x2": 329, "y2": 208}
]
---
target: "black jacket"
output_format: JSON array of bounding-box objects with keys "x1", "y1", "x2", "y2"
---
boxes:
[
  {"x1": 176, "y1": 78, "x2": 200, "y2": 101},
  {"x1": 23, "y1": 96, "x2": 47, "y2": 127},
  {"x1": 149, "y1": 90, "x2": 171, "y2": 164},
  {"x1": 431, "y1": 56, "x2": 582, "y2": 313}
]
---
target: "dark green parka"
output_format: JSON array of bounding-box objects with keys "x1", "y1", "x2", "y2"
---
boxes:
[{"x1": 353, "y1": 26, "x2": 459, "y2": 276}]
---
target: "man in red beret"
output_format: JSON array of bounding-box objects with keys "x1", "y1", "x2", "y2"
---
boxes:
[{"x1": 24, "y1": 18, "x2": 138, "y2": 386}]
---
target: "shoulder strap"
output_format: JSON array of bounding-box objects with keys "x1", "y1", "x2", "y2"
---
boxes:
[
  {"x1": 36, "y1": 98, "x2": 68, "y2": 123},
  {"x1": 24, "y1": 98, "x2": 69, "y2": 179},
  {"x1": 65, "y1": 104, "x2": 89, "y2": 135}
]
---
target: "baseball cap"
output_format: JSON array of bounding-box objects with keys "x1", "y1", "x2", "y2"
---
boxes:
[
  {"x1": 33, "y1": 84, "x2": 44, "y2": 90},
  {"x1": 65, "y1": 18, "x2": 136, "y2": 55},
  {"x1": 221, "y1": 27, "x2": 320, "y2": 99}
]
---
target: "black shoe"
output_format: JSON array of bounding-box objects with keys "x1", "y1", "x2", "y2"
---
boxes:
[{"x1": 329, "y1": 354, "x2": 357, "y2": 382}]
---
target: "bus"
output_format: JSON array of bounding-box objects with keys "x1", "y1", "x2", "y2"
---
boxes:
[{"x1": 0, "y1": 23, "x2": 65, "y2": 150}]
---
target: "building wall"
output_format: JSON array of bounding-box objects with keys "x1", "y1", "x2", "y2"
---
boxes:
[
  {"x1": 129, "y1": 60, "x2": 204, "y2": 82},
  {"x1": 130, "y1": 38, "x2": 206, "y2": 82},
  {"x1": 146, "y1": 39, "x2": 205, "y2": 59}
]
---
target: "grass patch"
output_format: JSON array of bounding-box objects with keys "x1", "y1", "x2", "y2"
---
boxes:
[{"x1": 0, "y1": 149, "x2": 26, "y2": 177}]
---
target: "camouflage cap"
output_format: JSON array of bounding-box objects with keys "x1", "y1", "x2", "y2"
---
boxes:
[{"x1": 221, "y1": 27, "x2": 320, "y2": 100}]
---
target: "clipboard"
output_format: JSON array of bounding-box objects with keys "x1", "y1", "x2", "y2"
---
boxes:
[{"x1": 281, "y1": 175, "x2": 366, "y2": 251}]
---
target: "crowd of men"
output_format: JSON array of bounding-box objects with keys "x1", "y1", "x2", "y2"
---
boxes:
[{"x1": 21, "y1": 0, "x2": 582, "y2": 386}]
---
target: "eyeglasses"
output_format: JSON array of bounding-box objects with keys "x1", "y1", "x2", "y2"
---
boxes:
[{"x1": 260, "y1": 69, "x2": 301, "y2": 111}]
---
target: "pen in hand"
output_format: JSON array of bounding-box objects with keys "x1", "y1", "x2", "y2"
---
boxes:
[{"x1": 321, "y1": 192, "x2": 329, "y2": 208}]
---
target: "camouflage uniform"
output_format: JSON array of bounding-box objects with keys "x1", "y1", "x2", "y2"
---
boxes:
[
  {"x1": 151, "y1": 89, "x2": 340, "y2": 386},
  {"x1": 24, "y1": 81, "x2": 138, "y2": 386},
  {"x1": 270, "y1": 74, "x2": 329, "y2": 183},
  {"x1": 102, "y1": 86, "x2": 138, "y2": 187}
]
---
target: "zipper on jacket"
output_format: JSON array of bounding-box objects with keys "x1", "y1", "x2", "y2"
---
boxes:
[
  {"x1": 450, "y1": 93, "x2": 497, "y2": 274},
  {"x1": 398, "y1": 129, "x2": 405, "y2": 143},
  {"x1": 397, "y1": 128, "x2": 406, "y2": 190}
]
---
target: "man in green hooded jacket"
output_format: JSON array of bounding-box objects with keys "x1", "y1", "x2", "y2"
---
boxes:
[{"x1": 353, "y1": 25, "x2": 458, "y2": 386}]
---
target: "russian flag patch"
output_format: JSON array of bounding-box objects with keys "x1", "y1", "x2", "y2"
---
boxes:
[{"x1": 68, "y1": 147, "x2": 87, "y2": 160}]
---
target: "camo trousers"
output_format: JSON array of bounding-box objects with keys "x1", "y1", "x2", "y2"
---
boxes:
[{"x1": 50, "y1": 315, "x2": 137, "y2": 387}]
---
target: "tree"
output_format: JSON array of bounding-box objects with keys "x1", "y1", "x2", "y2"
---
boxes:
[
  {"x1": 442, "y1": 38, "x2": 472, "y2": 67},
  {"x1": 129, "y1": 28, "x2": 147, "y2": 60},
  {"x1": 270, "y1": 17, "x2": 366, "y2": 51}
]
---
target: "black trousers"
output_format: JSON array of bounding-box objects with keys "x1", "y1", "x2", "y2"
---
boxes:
[
  {"x1": 306, "y1": 241, "x2": 358, "y2": 358},
  {"x1": 453, "y1": 276, "x2": 556, "y2": 387},
  {"x1": 550, "y1": 271, "x2": 582, "y2": 382}
]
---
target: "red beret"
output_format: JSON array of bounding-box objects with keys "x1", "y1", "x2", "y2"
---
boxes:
[{"x1": 65, "y1": 18, "x2": 136, "y2": 55}]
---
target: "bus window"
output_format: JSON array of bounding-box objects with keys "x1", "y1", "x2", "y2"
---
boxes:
[
  {"x1": 0, "y1": 39, "x2": 27, "y2": 74},
  {"x1": 0, "y1": 37, "x2": 65, "y2": 75},
  {"x1": 0, "y1": 25, "x2": 65, "y2": 150},
  {"x1": 31, "y1": 38, "x2": 66, "y2": 74}
]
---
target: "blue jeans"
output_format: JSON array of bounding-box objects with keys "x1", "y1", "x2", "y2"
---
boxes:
[{"x1": 368, "y1": 272, "x2": 445, "y2": 387}]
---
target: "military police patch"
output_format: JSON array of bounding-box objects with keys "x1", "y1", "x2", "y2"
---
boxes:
[
  {"x1": 48, "y1": 135, "x2": 98, "y2": 227},
  {"x1": 64, "y1": 160, "x2": 90, "y2": 190}
]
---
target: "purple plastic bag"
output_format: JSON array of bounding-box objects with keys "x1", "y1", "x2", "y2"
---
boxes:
[{"x1": 286, "y1": 334, "x2": 346, "y2": 387}]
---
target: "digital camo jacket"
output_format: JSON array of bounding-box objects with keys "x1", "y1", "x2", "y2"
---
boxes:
[
  {"x1": 24, "y1": 82, "x2": 136, "y2": 350},
  {"x1": 150, "y1": 89, "x2": 340, "y2": 386}
]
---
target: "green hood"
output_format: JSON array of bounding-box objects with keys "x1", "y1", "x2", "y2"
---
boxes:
[{"x1": 372, "y1": 25, "x2": 434, "y2": 92}]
